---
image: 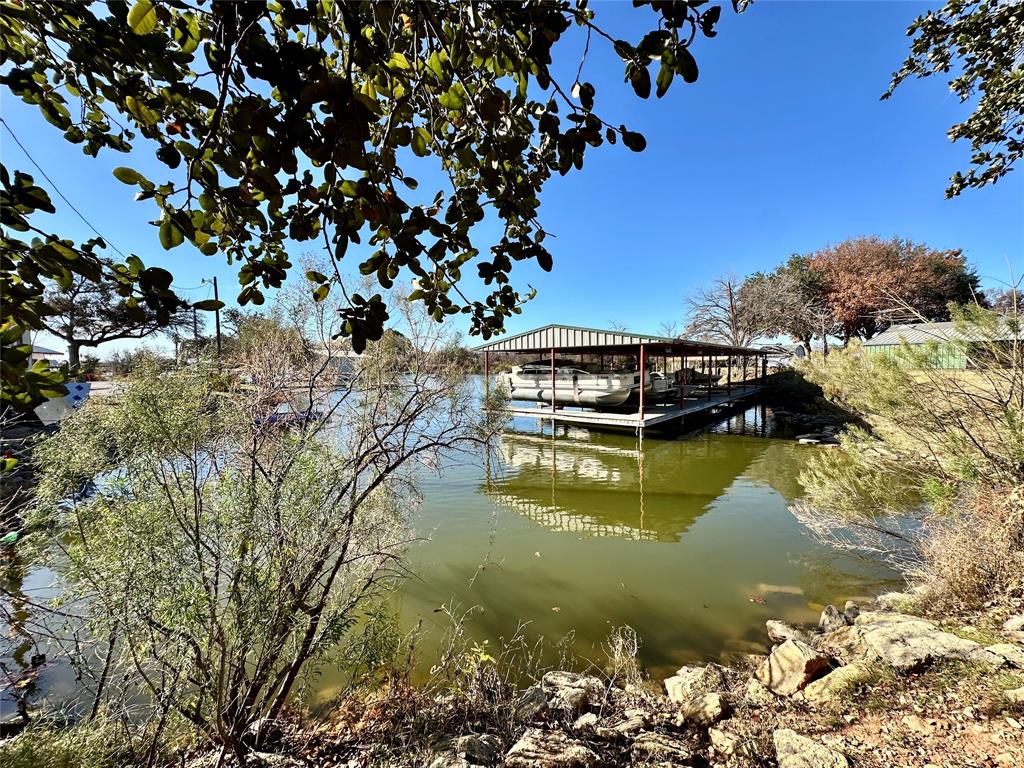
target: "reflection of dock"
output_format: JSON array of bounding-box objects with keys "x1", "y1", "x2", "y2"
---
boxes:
[
  {"x1": 486, "y1": 427, "x2": 768, "y2": 541},
  {"x1": 490, "y1": 493, "x2": 657, "y2": 540},
  {"x1": 507, "y1": 384, "x2": 763, "y2": 432}
]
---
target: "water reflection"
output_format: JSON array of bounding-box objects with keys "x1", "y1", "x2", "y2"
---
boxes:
[{"x1": 382, "y1": 404, "x2": 901, "y2": 691}]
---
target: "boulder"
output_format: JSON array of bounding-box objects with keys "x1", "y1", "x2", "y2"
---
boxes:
[
  {"x1": 679, "y1": 692, "x2": 730, "y2": 725},
  {"x1": 802, "y1": 663, "x2": 871, "y2": 704},
  {"x1": 819, "y1": 605, "x2": 847, "y2": 633},
  {"x1": 664, "y1": 663, "x2": 728, "y2": 703},
  {"x1": 754, "y1": 640, "x2": 832, "y2": 696},
  {"x1": 630, "y1": 731, "x2": 694, "y2": 765},
  {"x1": 504, "y1": 729, "x2": 599, "y2": 768},
  {"x1": 986, "y1": 643, "x2": 1024, "y2": 669},
  {"x1": 767, "y1": 620, "x2": 809, "y2": 644},
  {"x1": 455, "y1": 734, "x2": 501, "y2": 765},
  {"x1": 842, "y1": 601, "x2": 860, "y2": 623},
  {"x1": 819, "y1": 611, "x2": 1001, "y2": 671},
  {"x1": 541, "y1": 671, "x2": 604, "y2": 715},
  {"x1": 515, "y1": 685, "x2": 549, "y2": 722},
  {"x1": 1003, "y1": 615, "x2": 1024, "y2": 633},
  {"x1": 773, "y1": 729, "x2": 849, "y2": 768}
]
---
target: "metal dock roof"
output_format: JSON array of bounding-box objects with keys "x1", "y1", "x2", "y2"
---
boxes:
[{"x1": 471, "y1": 324, "x2": 764, "y2": 356}]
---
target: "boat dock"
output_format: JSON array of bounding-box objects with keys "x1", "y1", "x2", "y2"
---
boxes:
[
  {"x1": 474, "y1": 324, "x2": 770, "y2": 434},
  {"x1": 506, "y1": 383, "x2": 764, "y2": 432}
]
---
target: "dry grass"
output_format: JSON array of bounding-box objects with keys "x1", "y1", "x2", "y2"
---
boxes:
[{"x1": 916, "y1": 485, "x2": 1024, "y2": 615}]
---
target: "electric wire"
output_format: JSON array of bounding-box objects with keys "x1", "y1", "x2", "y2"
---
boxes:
[{"x1": 1, "y1": 117, "x2": 128, "y2": 259}]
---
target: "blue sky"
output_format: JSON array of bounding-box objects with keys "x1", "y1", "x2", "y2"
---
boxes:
[{"x1": 5, "y1": 1, "x2": 1022, "y2": 356}]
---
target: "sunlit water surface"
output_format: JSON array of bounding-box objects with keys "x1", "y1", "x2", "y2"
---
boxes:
[{"x1": 310, "y1": 401, "x2": 899, "y2": 703}]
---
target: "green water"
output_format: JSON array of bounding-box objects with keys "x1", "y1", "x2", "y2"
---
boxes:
[{"x1": 312, "y1": 404, "x2": 898, "y2": 704}]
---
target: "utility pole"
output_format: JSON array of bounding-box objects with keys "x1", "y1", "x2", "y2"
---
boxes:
[{"x1": 212, "y1": 276, "x2": 222, "y2": 357}]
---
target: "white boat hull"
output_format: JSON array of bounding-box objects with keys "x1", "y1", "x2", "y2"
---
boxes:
[{"x1": 499, "y1": 368, "x2": 641, "y2": 407}]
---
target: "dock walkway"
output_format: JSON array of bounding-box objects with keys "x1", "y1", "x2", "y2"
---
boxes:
[{"x1": 505, "y1": 384, "x2": 763, "y2": 431}]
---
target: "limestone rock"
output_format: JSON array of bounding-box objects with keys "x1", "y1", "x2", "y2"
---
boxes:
[
  {"x1": 1003, "y1": 686, "x2": 1024, "y2": 705},
  {"x1": 987, "y1": 643, "x2": 1024, "y2": 668},
  {"x1": 609, "y1": 709, "x2": 648, "y2": 736},
  {"x1": 455, "y1": 734, "x2": 501, "y2": 765},
  {"x1": 819, "y1": 605, "x2": 847, "y2": 633},
  {"x1": 802, "y1": 663, "x2": 870, "y2": 704},
  {"x1": 754, "y1": 640, "x2": 832, "y2": 696},
  {"x1": 708, "y1": 727, "x2": 740, "y2": 758},
  {"x1": 429, "y1": 754, "x2": 474, "y2": 768},
  {"x1": 572, "y1": 713, "x2": 598, "y2": 731},
  {"x1": 504, "y1": 728, "x2": 599, "y2": 768},
  {"x1": 664, "y1": 663, "x2": 728, "y2": 703},
  {"x1": 516, "y1": 685, "x2": 549, "y2": 722},
  {"x1": 741, "y1": 677, "x2": 777, "y2": 706},
  {"x1": 874, "y1": 592, "x2": 917, "y2": 612},
  {"x1": 818, "y1": 611, "x2": 1001, "y2": 671},
  {"x1": 773, "y1": 729, "x2": 849, "y2": 768},
  {"x1": 767, "y1": 620, "x2": 809, "y2": 644},
  {"x1": 679, "y1": 692, "x2": 730, "y2": 725},
  {"x1": 842, "y1": 601, "x2": 860, "y2": 623},
  {"x1": 630, "y1": 731, "x2": 694, "y2": 765},
  {"x1": 541, "y1": 671, "x2": 604, "y2": 715},
  {"x1": 1003, "y1": 615, "x2": 1024, "y2": 633}
]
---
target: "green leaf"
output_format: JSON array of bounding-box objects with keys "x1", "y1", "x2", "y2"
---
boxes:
[
  {"x1": 388, "y1": 52, "x2": 411, "y2": 70},
  {"x1": 312, "y1": 284, "x2": 329, "y2": 302},
  {"x1": 411, "y1": 127, "x2": 430, "y2": 157},
  {"x1": 629, "y1": 65, "x2": 651, "y2": 99},
  {"x1": 113, "y1": 167, "x2": 144, "y2": 185},
  {"x1": 656, "y1": 62, "x2": 674, "y2": 98},
  {"x1": 191, "y1": 299, "x2": 224, "y2": 311},
  {"x1": 127, "y1": 0, "x2": 157, "y2": 36},
  {"x1": 159, "y1": 218, "x2": 184, "y2": 249}
]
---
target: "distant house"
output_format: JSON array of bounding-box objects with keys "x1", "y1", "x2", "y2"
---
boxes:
[
  {"x1": 863, "y1": 320, "x2": 1019, "y2": 369},
  {"x1": 28, "y1": 345, "x2": 66, "y2": 366},
  {"x1": 760, "y1": 343, "x2": 806, "y2": 368}
]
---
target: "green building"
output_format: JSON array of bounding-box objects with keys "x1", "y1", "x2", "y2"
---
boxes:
[{"x1": 863, "y1": 320, "x2": 1018, "y2": 369}]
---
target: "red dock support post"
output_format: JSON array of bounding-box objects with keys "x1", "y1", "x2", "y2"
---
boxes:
[{"x1": 638, "y1": 343, "x2": 646, "y2": 420}]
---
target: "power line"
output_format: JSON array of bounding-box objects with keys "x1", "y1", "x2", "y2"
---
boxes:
[{"x1": 1, "y1": 117, "x2": 127, "y2": 259}]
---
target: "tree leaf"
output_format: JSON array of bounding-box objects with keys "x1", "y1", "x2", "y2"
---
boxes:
[
  {"x1": 127, "y1": 0, "x2": 157, "y2": 36},
  {"x1": 622, "y1": 130, "x2": 647, "y2": 152},
  {"x1": 159, "y1": 218, "x2": 184, "y2": 250},
  {"x1": 191, "y1": 299, "x2": 225, "y2": 311},
  {"x1": 113, "y1": 167, "x2": 144, "y2": 185}
]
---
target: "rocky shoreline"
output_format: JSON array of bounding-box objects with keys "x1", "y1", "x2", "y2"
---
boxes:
[{"x1": 418, "y1": 592, "x2": 1024, "y2": 768}]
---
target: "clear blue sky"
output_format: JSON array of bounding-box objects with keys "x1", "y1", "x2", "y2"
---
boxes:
[{"x1": 4, "y1": 1, "x2": 1022, "y2": 356}]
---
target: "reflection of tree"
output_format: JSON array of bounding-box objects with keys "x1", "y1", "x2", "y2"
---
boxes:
[
  {"x1": 0, "y1": 557, "x2": 39, "y2": 730},
  {"x1": 742, "y1": 440, "x2": 810, "y2": 501}
]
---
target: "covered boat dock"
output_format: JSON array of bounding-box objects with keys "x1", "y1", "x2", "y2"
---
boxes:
[{"x1": 474, "y1": 324, "x2": 768, "y2": 433}]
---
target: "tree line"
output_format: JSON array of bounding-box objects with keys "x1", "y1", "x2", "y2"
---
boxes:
[{"x1": 682, "y1": 235, "x2": 991, "y2": 353}]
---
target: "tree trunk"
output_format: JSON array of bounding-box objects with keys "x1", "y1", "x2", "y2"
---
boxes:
[{"x1": 67, "y1": 340, "x2": 82, "y2": 369}]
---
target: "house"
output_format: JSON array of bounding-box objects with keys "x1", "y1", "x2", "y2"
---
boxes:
[
  {"x1": 863, "y1": 320, "x2": 1019, "y2": 369},
  {"x1": 760, "y1": 343, "x2": 806, "y2": 369},
  {"x1": 28, "y1": 345, "x2": 66, "y2": 366}
]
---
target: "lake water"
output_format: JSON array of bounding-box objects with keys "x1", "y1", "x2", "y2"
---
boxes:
[
  {"x1": 311, "y1": 403, "x2": 899, "y2": 703},
  {"x1": 4, "y1": 395, "x2": 899, "y2": 714}
]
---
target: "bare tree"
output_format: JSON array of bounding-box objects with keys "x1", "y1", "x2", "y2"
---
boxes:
[{"x1": 683, "y1": 274, "x2": 765, "y2": 347}]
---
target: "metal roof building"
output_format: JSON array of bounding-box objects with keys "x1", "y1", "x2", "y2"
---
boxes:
[
  {"x1": 471, "y1": 323, "x2": 764, "y2": 357},
  {"x1": 863, "y1": 320, "x2": 1020, "y2": 369}
]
